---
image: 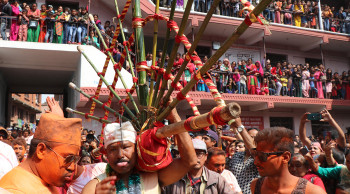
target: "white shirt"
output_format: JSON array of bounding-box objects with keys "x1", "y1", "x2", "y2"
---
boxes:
[
  {"x1": 0, "y1": 141, "x2": 19, "y2": 179},
  {"x1": 221, "y1": 169, "x2": 242, "y2": 193},
  {"x1": 24, "y1": 135, "x2": 33, "y2": 145},
  {"x1": 67, "y1": 163, "x2": 107, "y2": 194}
]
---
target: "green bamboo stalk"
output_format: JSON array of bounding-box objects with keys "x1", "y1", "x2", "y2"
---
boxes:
[
  {"x1": 133, "y1": 0, "x2": 148, "y2": 124},
  {"x1": 113, "y1": 0, "x2": 140, "y2": 99},
  {"x1": 159, "y1": 0, "x2": 221, "y2": 113},
  {"x1": 157, "y1": 0, "x2": 274, "y2": 121},
  {"x1": 88, "y1": 15, "x2": 140, "y2": 115},
  {"x1": 148, "y1": 0, "x2": 160, "y2": 106},
  {"x1": 77, "y1": 46, "x2": 139, "y2": 124},
  {"x1": 151, "y1": 0, "x2": 177, "y2": 107},
  {"x1": 66, "y1": 107, "x2": 111, "y2": 123},
  {"x1": 154, "y1": 0, "x2": 195, "y2": 109},
  {"x1": 68, "y1": 82, "x2": 134, "y2": 125}
]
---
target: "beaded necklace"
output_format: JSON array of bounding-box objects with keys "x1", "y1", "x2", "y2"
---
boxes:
[{"x1": 106, "y1": 164, "x2": 142, "y2": 194}]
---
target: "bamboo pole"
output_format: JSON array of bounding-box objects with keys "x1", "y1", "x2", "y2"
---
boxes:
[
  {"x1": 155, "y1": 102, "x2": 241, "y2": 138},
  {"x1": 148, "y1": 0, "x2": 160, "y2": 106},
  {"x1": 151, "y1": 0, "x2": 178, "y2": 107},
  {"x1": 113, "y1": 0, "x2": 140, "y2": 98},
  {"x1": 68, "y1": 82, "x2": 135, "y2": 125},
  {"x1": 154, "y1": 0, "x2": 195, "y2": 109},
  {"x1": 133, "y1": 0, "x2": 148, "y2": 124},
  {"x1": 88, "y1": 15, "x2": 140, "y2": 115},
  {"x1": 77, "y1": 46, "x2": 139, "y2": 124},
  {"x1": 66, "y1": 107, "x2": 111, "y2": 123},
  {"x1": 157, "y1": 0, "x2": 274, "y2": 122},
  {"x1": 159, "y1": 0, "x2": 221, "y2": 113}
]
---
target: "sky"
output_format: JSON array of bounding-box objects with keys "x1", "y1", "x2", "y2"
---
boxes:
[{"x1": 41, "y1": 94, "x2": 54, "y2": 103}]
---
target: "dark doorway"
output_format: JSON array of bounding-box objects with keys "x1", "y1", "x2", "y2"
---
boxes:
[
  {"x1": 46, "y1": 0, "x2": 80, "y2": 11},
  {"x1": 195, "y1": 46, "x2": 211, "y2": 59},
  {"x1": 270, "y1": 117, "x2": 294, "y2": 130},
  {"x1": 305, "y1": 58, "x2": 322, "y2": 68},
  {"x1": 266, "y1": 53, "x2": 288, "y2": 66}
]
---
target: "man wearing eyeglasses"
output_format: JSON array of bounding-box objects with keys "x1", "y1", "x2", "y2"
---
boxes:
[
  {"x1": 250, "y1": 127, "x2": 326, "y2": 194},
  {"x1": 163, "y1": 139, "x2": 232, "y2": 194},
  {"x1": 0, "y1": 113, "x2": 82, "y2": 193}
]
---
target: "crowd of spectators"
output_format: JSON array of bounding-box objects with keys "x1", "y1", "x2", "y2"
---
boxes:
[
  {"x1": 158, "y1": 0, "x2": 350, "y2": 34},
  {"x1": 1, "y1": 105, "x2": 349, "y2": 193},
  {"x1": 0, "y1": 0, "x2": 121, "y2": 50},
  {"x1": 144, "y1": 51, "x2": 350, "y2": 100}
]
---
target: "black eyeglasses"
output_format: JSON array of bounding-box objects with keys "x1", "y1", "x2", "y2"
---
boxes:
[
  {"x1": 46, "y1": 145, "x2": 80, "y2": 168},
  {"x1": 250, "y1": 148, "x2": 285, "y2": 162}
]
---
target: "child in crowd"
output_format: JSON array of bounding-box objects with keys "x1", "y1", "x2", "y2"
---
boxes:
[
  {"x1": 309, "y1": 73, "x2": 318, "y2": 98},
  {"x1": 239, "y1": 69, "x2": 247, "y2": 94},
  {"x1": 44, "y1": 11, "x2": 55, "y2": 43},
  {"x1": 68, "y1": 9, "x2": 79, "y2": 44},
  {"x1": 280, "y1": 71, "x2": 288, "y2": 96},
  {"x1": 18, "y1": 9, "x2": 29, "y2": 41},
  {"x1": 232, "y1": 67, "x2": 240, "y2": 94}
]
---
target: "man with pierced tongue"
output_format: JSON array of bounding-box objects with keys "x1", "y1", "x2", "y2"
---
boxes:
[
  {"x1": 0, "y1": 113, "x2": 82, "y2": 193},
  {"x1": 82, "y1": 109, "x2": 197, "y2": 194}
]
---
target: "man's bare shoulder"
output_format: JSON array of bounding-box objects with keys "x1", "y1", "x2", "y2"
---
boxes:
[{"x1": 305, "y1": 182, "x2": 327, "y2": 194}]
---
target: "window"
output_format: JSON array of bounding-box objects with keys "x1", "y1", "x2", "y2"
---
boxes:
[
  {"x1": 269, "y1": 117, "x2": 294, "y2": 130},
  {"x1": 266, "y1": 53, "x2": 288, "y2": 66}
]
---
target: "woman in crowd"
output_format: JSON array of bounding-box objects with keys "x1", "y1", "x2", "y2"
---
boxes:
[
  {"x1": 9, "y1": 0, "x2": 20, "y2": 41},
  {"x1": 289, "y1": 153, "x2": 326, "y2": 191},
  {"x1": 27, "y1": 3, "x2": 40, "y2": 42},
  {"x1": 38, "y1": 4, "x2": 47, "y2": 42},
  {"x1": 54, "y1": 6, "x2": 65, "y2": 43},
  {"x1": 314, "y1": 65, "x2": 325, "y2": 99}
]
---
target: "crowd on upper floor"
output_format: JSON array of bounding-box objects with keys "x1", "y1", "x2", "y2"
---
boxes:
[
  {"x1": 141, "y1": 51, "x2": 350, "y2": 100},
  {"x1": 158, "y1": 0, "x2": 350, "y2": 34},
  {"x1": 0, "y1": 0, "x2": 121, "y2": 50}
]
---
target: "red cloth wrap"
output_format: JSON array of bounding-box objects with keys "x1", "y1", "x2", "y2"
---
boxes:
[
  {"x1": 167, "y1": 20, "x2": 177, "y2": 31},
  {"x1": 206, "y1": 112, "x2": 214, "y2": 125},
  {"x1": 244, "y1": 15, "x2": 253, "y2": 26},
  {"x1": 212, "y1": 106, "x2": 226, "y2": 125},
  {"x1": 175, "y1": 35, "x2": 187, "y2": 44},
  {"x1": 163, "y1": 73, "x2": 172, "y2": 80},
  {"x1": 97, "y1": 72, "x2": 105, "y2": 77},
  {"x1": 153, "y1": 14, "x2": 161, "y2": 20},
  {"x1": 114, "y1": 64, "x2": 122, "y2": 71},
  {"x1": 109, "y1": 85, "x2": 116, "y2": 90},
  {"x1": 89, "y1": 95, "x2": 96, "y2": 101},
  {"x1": 184, "y1": 116, "x2": 194, "y2": 132},
  {"x1": 126, "y1": 89, "x2": 131, "y2": 93},
  {"x1": 176, "y1": 92, "x2": 186, "y2": 101},
  {"x1": 102, "y1": 103, "x2": 108, "y2": 112},
  {"x1": 158, "y1": 68, "x2": 165, "y2": 74},
  {"x1": 119, "y1": 99, "x2": 125, "y2": 105},
  {"x1": 137, "y1": 61, "x2": 148, "y2": 71},
  {"x1": 117, "y1": 14, "x2": 121, "y2": 19},
  {"x1": 132, "y1": 77, "x2": 138, "y2": 83},
  {"x1": 136, "y1": 123, "x2": 173, "y2": 172},
  {"x1": 85, "y1": 113, "x2": 90, "y2": 119},
  {"x1": 171, "y1": 82, "x2": 181, "y2": 90},
  {"x1": 123, "y1": 41, "x2": 128, "y2": 46}
]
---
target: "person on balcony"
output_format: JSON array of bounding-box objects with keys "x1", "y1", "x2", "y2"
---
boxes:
[
  {"x1": 38, "y1": 4, "x2": 47, "y2": 42},
  {"x1": 17, "y1": 8, "x2": 28, "y2": 41},
  {"x1": 314, "y1": 66, "x2": 324, "y2": 99},
  {"x1": 9, "y1": 0, "x2": 19, "y2": 41},
  {"x1": 27, "y1": 3, "x2": 40, "y2": 42},
  {"x1": 302, "y1": 65, "x2": 310, "y2": 97},
  {"x1": 54, "y1": 6, "x2": 65, "y2": 43},
  {"x1": 0, "y1": 0, "x2": 12, "y2": 40},
  {"x1": 293, "y1": 0, "x2": 304, "y2": 27},
  {"x1": 322, "y1": 5, "x2": 333, "y2": 31}
]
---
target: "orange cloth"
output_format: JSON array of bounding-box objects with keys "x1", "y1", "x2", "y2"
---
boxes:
[{"x1": 0, "y1": 166, "x2": 59, "y2": 194}]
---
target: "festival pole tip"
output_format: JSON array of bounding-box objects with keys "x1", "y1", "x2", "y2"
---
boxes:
[
  {"x1": 77, "y1": 46, "x2": 84, "y2": 53},
  {"x1": 66, "y1": 107, "x2": 74, "y2": 113},
  {"x1": 69, "y1": 82, "x2": 77, "y2": 90}
]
